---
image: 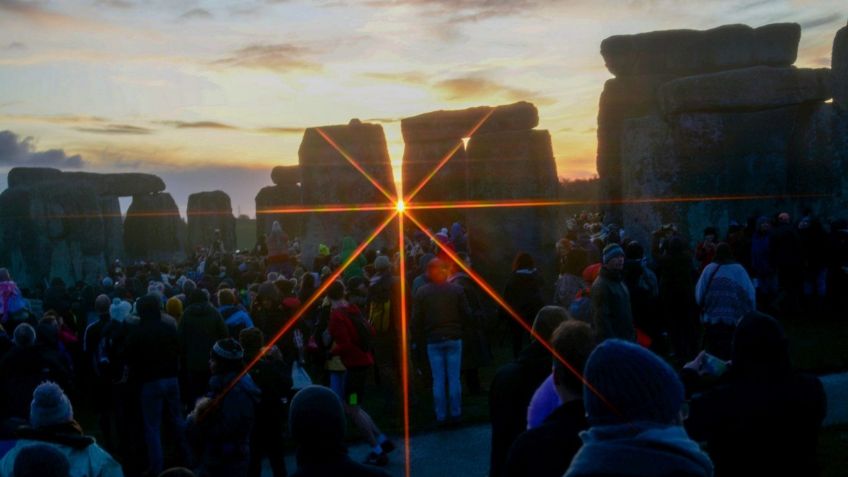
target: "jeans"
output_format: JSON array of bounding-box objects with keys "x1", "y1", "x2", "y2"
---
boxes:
[
  {"x1": 427, "y1": 339, "x2": 462, "y2": 422},
  {"x1": 140, "y1": 377, "x2": 189, "y2": 474}
]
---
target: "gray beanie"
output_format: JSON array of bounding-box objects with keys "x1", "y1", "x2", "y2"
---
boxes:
[
  {"x1": 30, "y1": 382, "x2": 73, "y2": 428},
  {"x1": 289, "y1": 385, "x2": 346, "y2": 449}
]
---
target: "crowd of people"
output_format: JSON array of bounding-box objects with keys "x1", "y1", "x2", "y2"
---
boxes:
[{"x1": 0, "y1": 208, "x2": 840, "y2": 477}]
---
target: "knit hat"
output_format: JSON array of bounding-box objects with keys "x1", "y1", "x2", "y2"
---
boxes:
[
  {"x1": 13, "y1": 444, "x2": 70, "y2": 477},
  {"x1": 602, "y1": 243, "x2": 625, "y2": 265},
  {"x1": 101, "y1": 277, "x2": 113, "y2": 288},
  {"x1": 583, "y1": 339, "x2": 684, "y2": 426},
  {"x1": 290, "y1": 385, "x2": 346, "y2": 450},
  {"x1": 239, "y1": 327, "x2": 264, "y2": 360},
  {"x1": 374, "y1": 255, "x2": 391, "y2": 272},
  {"x1": 318, "y1": 244, "x2": 330, "y2": 257},
  {"x1": 94, "y1": 294, "x2": 111, "y2": 314},
  {"x1": 212, "y1": 338, "x2": 244, "y2": 362},
  {"x1": 166, "y1": 296, "x2": 183, "y2": 320},
  {"x1": 30, "y1": 381, "x2": 73, "y2": 428},
  {"x1": 110, "y1": 298, "x2": 132, "y2": 322}
]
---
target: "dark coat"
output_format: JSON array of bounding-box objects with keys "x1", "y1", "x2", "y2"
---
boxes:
[
  {"x1": 449, "y1": 272, "x2": 492, "y2": 369},
  {"x1": 178, "y1": 301, "x2": 228, "y2": 374},
  {"x1": 501, "y1": 270, "x2": 544, "y2": 328},
  {"x1": 591, "y1": 267, "x2": 635, "y2": 342},
  {"x1": 488, "y1": 341, "x2": 552, "y2": 477},
  {"x1": 0, "y1": 344, "x2": 74, "y2": 422},
  {"x1": 505, "y1": 399, "x2": 588, "y2": 477},
  {"x1": 126, "y1": 313, "x2": 179, "y2": 383},
  {"x1": 412, "y1": 281, "x2": 471, "y2": 344}
]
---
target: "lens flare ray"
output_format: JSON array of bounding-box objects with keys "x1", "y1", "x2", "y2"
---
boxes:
[
  {"x1": 404, "y1": 108, "x2": 495, "y2": 204},
  {"x1": 397, "y1": 210, "x2": 412, "y2": 477},
  {"x1": 405, "y1": 210, "x2": 624, "y2": 420},
  {"x1": 257, "y1": 203, "x2": 396, "y2": 215},
  {"x1": 202, "y1": 212, "x2": 398, "y2": 420},
  {"x1": 315, "y1": 127, "x2": 397, "y2": 203}
]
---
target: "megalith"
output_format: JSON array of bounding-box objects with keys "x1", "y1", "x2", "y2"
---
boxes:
[{"x1": 187, "y1": 190, "x2": 236, "y2": 253}]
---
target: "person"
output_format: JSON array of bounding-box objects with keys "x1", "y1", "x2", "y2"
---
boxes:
[
  {"x1": 488, "y1": 306, "x2": 568, "y2": 477},
  {"x1": 187, "y1": 339, "x2": 260, "y2": 477},
  {"x1": 82, "y1": 294, "x2": 118, "y2": 450},
  {"x1": 0, "y1": 268, "x2": 28, "y2": 329},
  {"x1": 289, "y1": 386, "x2": 390, "y2": 477},
  {"x1": 266, "y1": 221, "x2": 289, "y2": 275},
  {"x1": 750, "y1": 216, "x2": 777, "y2": 305},
  {"x1": 502, "y1": 252, "x2": 544, "y2": 358},
  {"x1": 695, "y1": 227, "x2": 719, "y2": 273},
  {"x1": 798, "y1": 215, "x2": 829, "y2": 313},
  {"x1": 125, "y1": 294, "x2": 189, "y2": 475},
  {"x1": 622, "y1": 241, "x2": 660, "y2": 348},
  {"x1": 685, "y1": 312, "x2": 827, "y2": 477},
  {"x1": 695, "y1": 243, "x2": 755, "y2": 360},
  {"x1": 326, "y1": 281, "x2": 394, "y2": 466},
  {"x1": 656, "y1": 235, "x2": 699, "y2": 364},
  {"x1": 0, "y1": 382, "x2": 123, "y2": 477},
  {"x1": 448, "y1": 252, "x2": 492, "y2": 395},
  {"x1": 412, "y1": 258, "x2": 471, "y2": 426},
  {"x1": 770, "y1": 212, "x2": 804, "y2": 316},
  {"x1": 340, "y1": 237, "x2": 366, "y2": 281},
  {"x1": 591, "y1": 243, "x2": 635, "y2": 342},
  {"x1": 449, "y1": 222, "x2": 468, "y2": 253},
  {"x1": 217, "y1": 289, "x2": 253, "y2": 337},
  {"x1": 166, "y1": 297, "x2": 184, "y2": 323},
  {"x1": 553, "y1": 248, "x2": 587, "y2": 309},
  {"x1": 10, "y1": 443, "x2": 71, "y2": 477},
  {"x1": 505, "y1": 321, "x2": 594, "y2": 477},
  {"x1": 564, "y1": 340, "x2": 713, "y2": 477},
  {"x1": 178, "y1": 290, "x2": 228, "y2": 408},
  {"x1": 239, "y1": 328, "x2": 292, "y2": 477}
]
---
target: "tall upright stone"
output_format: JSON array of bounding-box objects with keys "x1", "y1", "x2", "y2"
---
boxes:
[
  {"x1": 298, "y1": 120, "x2": 396, "y2": 262},
  {"x1": 834, "y1": 21, "x2": 848, "y2": 112},
  {"x1": 123, "y1": 192, "x2": 186, "y2": 262},
  {"x1": 187, "y1": 191, "x2": 236, "y2": 253},
  {"x1": 255, "y1": 165, "x2": 303, "y2": 241}
]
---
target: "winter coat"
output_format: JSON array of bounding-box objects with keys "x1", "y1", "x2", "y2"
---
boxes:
[
  {"x1": 622, "y1": 259, "x2": 660, "y2": 337},
  {"x1": 526, "y1": 374, "x2": 560, "y2": 430},
  {"x1": 553, "y1": 273, "x2": 585, "y2": 309},
  {"x1": 449, "y1": 272, "x2": 492, "y2": 369},
  {"x1": 219, "y1": 305, "x2": 254, "y2": 338},
  {"x1": 565, "y1": 422, "x2": 713, "y2": 477},
  {"x1": 505, "y1": 400, "x2": 588, "y2": 477},
  {"x1": 501, "y1": 270, "x2": 544, "y2": 328},
  {"x1": 188, "y1": 372, "x2": 261, "y2": 477},
  {"x1": 412, "y1": 281, "x2": 471, "y2": 344},
  {"x1": 591, "y1": 267, "x2": 635, "y2": 342},
  {"x1": 328, "y1": 304, "x2": 374, "y2": 369},
  {"x1": 178, "y1": 302, "x2": 228, "y2": 373},
  {"x1": 126, "y1": 312, "x2": 179, "y2": 384},
  {"x1": 0, "y1": 422, "x2": 123, "y2": 477},
  {"x1": 695, "y1": 262, "x2": 755, "y2": 327},
  {"x1": 0, "y1": 344, "x2": 74, "y2": 421},
  {"x1": 488, "y1": 341, "x2": 553, "y2": 477}
]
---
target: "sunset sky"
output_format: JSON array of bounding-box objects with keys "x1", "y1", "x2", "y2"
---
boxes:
[{"x1": 0, "y1": 0, "x2": 844, "y2": 216}]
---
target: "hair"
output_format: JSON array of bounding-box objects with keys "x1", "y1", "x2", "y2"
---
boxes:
[
  {"x1": 158, "y1": 467, "x2": 196, "y2": 477},
  {"x1": 217, "y1": 288, "x2": 236, "y2": 306},
  {"x1": 714, "y1": 242, "x2": 734, "y2": 263},
  {"x1": 275, "y1": 278, "x2": 295, "y2": 296},
  {"x1": 512, "y1": 252, "x2": 535, "y2": 272},
  {"x1": 551, "y1": 321, "x2": 595, "y2": 394},
  {"x1": 36, "y1": 316, "x2": 59, "y2": 346},
  {"x1": 426, "y1": 258, "x2": 448, "y2": 283},
  {"x1": 327, "y1": 280, "x2": 345, "y2": 301},
  {"x1": 13, "y1": 323, "x2": 36, "y2": 347},
  {"x1": 624, "y1": 241, "x2": 644, "y2": 260},
  {"x1": 531, "y1": 306, "x2": 571, "y2": 343},
  {"x1": 182, "y1": 279, "x2": 197, "y2": 295},
  {"x1": 239, "y1": 327, "x2": 264, "y2": 361}
]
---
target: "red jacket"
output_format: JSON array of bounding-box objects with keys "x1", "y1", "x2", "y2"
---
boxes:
[{"x1": 328, "y1": 304, "x2": 373, "y2": 369}]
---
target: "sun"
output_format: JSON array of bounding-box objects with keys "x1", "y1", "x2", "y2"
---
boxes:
[{"x1": 396, "y1": 199, "x2": 406, "y2": 213}]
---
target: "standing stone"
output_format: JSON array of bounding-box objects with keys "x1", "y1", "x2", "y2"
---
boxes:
[
  {"x1": 834, "y1": 21, "x2": 848, "y2": 112},
  {"x1": 401, "y1": 102, "x2": 539, "y2": 142},
  {"x1": 298, "y1": 120, "x2": 396, "y2": 262},
  {"x1": 256, "y1": 165, "x2": 303, "y2": 240},
  {"x1": 187, "y1": 191, "x2": 236, "y2": 253},
  {"x1": 123, "y1": 192, "x2": 185, "y2": 262},
  {"x1": 466, "y1": 129, "x2": 559, "y2": 289},
  {"x1": 99, "y1": 196, "x2": 124, "y2": 263}
]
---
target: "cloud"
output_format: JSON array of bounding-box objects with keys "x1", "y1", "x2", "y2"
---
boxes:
[
  {"x1": 0, "y1": 0, "x2": 112, "y2": 30},
  {"x1": 365, "y1": 71, "x2": 429, "y2": 84},
  {"x1": 212, "y1": 43, "x2": 321, "y2": 73},
  {"x1": 178, "y1": 8, "x2": 213, "y2": 21},
  {"x1": 156, "y1": 120, "x2": 237, "y2": 130},
  {"x1": 5, "y1": 41, "x2": 25, "y2": 50},
  {"x1": 74, "y1": 124, "x2": 154, "y2": 135},
  {"x1": 0, "y1": 130, "x2": 84, "y2": 168},
  {"x1": 433, "y1": 76, "x2": 554, "y2": 104},
  {"x1": 254, "y1": 126, "x2": 305, "y2": 135},
  {"x1": 362, "y1": 0, "x2": 533, "y2": 23},
  {"x1": 799, "y1": 13, "x2": 843, "y2": 30},
  {"x1": 95, "y1": 0, "x2": 135, "y2": 8},
  {"x1": 0, "y1": 114, "x2": 109, "y2": 125}
]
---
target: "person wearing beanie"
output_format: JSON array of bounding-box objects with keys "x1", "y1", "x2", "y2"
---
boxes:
[
  {"x1": 166, "y1": 296, "x2": 184, "y2": 323},
  {"x1": 564, "y1": 340, "x2": 713, "y2": 477},
  {"x1": 0, "y1": 382, "x2": 123, "y2": 477},
  {"x1": 367, "y1": 254, "x2": 395, "y2": 335},
  {"x1": 622, "y1": 241, "x2": 661, "y2": 349},
  {"x1": 695, "y1": 242, "x2": 756, "y2": 360},
  {"x1": 686, "y1": 312, "x2": 826, "y2": 477},
  {"x1": 82, "y1": 294, "x2": 119, "y2": 450},
  {"x1": 591, "y1": 243, "x2": 635, "y2": 343},
  {"x1": 217, "y1": 288, "x2": 254, "y2": 338},
  {"x1": 501, "y1": 252, "x2": 545, "y2": 358},
  {"x1": 251, "y1": 281, "x2": 300, "y2": 366},
  {"x1": 126, "y1": 294, "x2": 190, "y2": 475},
  {"x1": 187, "y1": 338, "x2": 260, "y2": 477},
  {"x1": 178, "y1": 288, "x2": 228, "y2": 408},
  {"x1": 506, "y1": 321, "x2": 594, "y2": 477},
  {"x1": 488, "y1": 306, "x2": 568, "y2": 477},
  {"x1": 238, "y1": 328, "x2": 292, "y2": 477},
  {"x1": 288, "y1": 385, "x2": 389, "y2": 477}
]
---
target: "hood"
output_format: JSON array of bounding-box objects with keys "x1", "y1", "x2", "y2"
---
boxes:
[{"x1": 566, "y1": 423, "x2": 713, "y2": 477}]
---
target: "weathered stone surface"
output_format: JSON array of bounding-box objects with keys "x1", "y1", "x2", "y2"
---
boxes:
[
  {"x1": 401, "y1": 138, "x2": 468, "y2": 227},
  {"x1": 99, "y1": 196, "x2": 124, "y2": 263},
  {"x1": 256, "y1": 185, "x2": 303, "y2": 240},
  {"x1": 271, "y1": 165, "x2": 301, "y2": 187},
  {"x1": 298, "y1": 121, "x2": 396, "y2": 262},
  {"x1": 659, "y1": 66, "x2": 831, "y2": 114},
  {"x1": 8, "y1": 167, "x2": 165, "y2": 196},
  {"x1": 186, "y1": 191, "x2": 236, "y2": 253},
  {"x1": 601, "y1": 23, "x2": 800, "y2": 77},
  {"x1": 401, "y1": 102, "x2": 538, "y2": 142},
  {"x1": 834, "y1": 22, "x2": 848, "y2": 111},
  {"x1": 0, "y1": 182, "x2": 108, "y2": 288},
  {"x1": 466, "y1": 130, "x2": 559, "y2": 289},
  {"x1": 123, "y1": 192, "x2": 185, "y2": 262}
]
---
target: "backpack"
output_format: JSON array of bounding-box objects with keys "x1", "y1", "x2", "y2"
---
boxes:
[{"x1": 346, "y1": 308, "x2": 375, "y2": 354}]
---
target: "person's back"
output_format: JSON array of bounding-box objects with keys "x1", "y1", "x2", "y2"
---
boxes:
[
  {"x1": 686, "y1": 312, "x2": 826, "y2": 477},
  {"x1": 178, "y1": 291, "x2": 227, "y2": 374},
  {"x1": 413, "y1": 280, "x2": 467, "y2": 342},
  {"x1": 127, "y1": 307, "x2": 178, "y2": 384},
  {"x1": 591, "y1": 245, "x2": 634, "y2": 342}
]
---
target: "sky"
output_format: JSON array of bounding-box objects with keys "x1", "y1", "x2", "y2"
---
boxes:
[{"x1": 0, "y1": 0, "x2": 844, "y2": 217}]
